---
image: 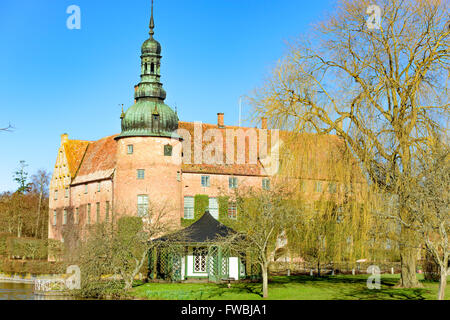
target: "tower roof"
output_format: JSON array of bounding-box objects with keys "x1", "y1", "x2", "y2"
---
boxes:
[
  {"x1": 155, "y1": 212, "x2": 238, "y2": 244},
  {"x1": 117, "y1": 0, "x2": 179, "y2": 140}
]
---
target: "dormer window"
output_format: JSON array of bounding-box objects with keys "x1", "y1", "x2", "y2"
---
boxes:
[
  {"x1": 152, "y1": 113, "x2": 160, "y2": 132},
  {"x1": 164, "y1": 145, "x2": 173, "y2": 157}
]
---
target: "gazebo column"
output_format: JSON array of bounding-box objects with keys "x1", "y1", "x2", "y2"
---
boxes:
[{"x1": 153, "y1": 247, "x2": 158, "y2": 280}]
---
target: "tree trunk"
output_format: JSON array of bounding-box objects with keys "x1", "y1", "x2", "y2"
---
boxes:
[
  {"x1": 35, "y1": 191, "x2": 42, "y2": 239},
  {"x1": 438, "y1": 266, "x2": 447, "y2": 301},
  {"x1": 262, "y1": 264, "x2": 269, "y2": 299},
  {"x1": 399, "y1": 246, "x2": 420, "y2": 288},
  {"x1": 317, "y1": 260, "x2": 321, "y2": 277},
  {"x1": 398, "y1": 223, "x2": 420, "y2": 288}
]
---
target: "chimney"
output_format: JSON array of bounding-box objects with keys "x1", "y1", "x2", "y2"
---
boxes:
[
  {"x1": 261, "y1": 118, "x2": 268, "y2": 130},
  {"x1": 217, "y1": 113, "x2": 225, "y2": 128},
  {"x1": 61, "y1": 133, "x2": 69, "y2": 146}
]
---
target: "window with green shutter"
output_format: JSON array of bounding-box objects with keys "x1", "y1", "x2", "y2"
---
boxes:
[
  {"x1": 87, "y1": 204, "x2": 91, "y2": 225},
  {"x1": 262, "y1": 178, "x2": 270, "y2": 190},
  {"x1": 105, "y1": 201, "x2": 110, "y2": 222},
  {"x1": 96, "y1": 202, "x2": 100, "y2": 222},
  {"x1": 63, "y1": 209, "x2": 67, "y2": 225}
]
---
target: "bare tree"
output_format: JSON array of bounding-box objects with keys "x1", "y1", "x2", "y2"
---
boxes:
[
  {"x1": 221, "y1": 183, "x2": 298, "y2": 298},
  {"x1": 31, "y1": 170, "x2": 50, "y2": 239},
  {"x1": 74, "y1": 200, "x2": 179, "y2": 297},
  {"x1": 0, "y1": 124, "x2": 13, "y2": 132},
  {"x1": 250, "y1": 0, "x2": 449, "y2": 287}
]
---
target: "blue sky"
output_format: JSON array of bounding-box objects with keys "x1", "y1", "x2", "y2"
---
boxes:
[{"x1": 0, "y1": 0, "x2": 334, "y2": 192}]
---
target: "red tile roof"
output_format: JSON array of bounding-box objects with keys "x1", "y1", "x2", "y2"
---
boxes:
[
  {"x1": 61, "y1": 122, "x2": 364, "y2": 184},
  {"x1": 70, "y1": 135, "x2": 118, "y2": 185},
  {"x1": 63, "y1": 140, "x2": 90, "y2": 178}
]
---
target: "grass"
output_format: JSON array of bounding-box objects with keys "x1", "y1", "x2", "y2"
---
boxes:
[{"x1": 130, "y1": 274, "x2": 449, "y2": 300}]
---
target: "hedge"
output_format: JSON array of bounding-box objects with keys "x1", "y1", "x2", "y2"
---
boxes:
[
  {"x1": 6, "y1": 237, "x2": 48, "y2": 260},
  {"x1": 0, "y1": 233, "x2": 12, "y2": 257},
  {"x1": 0, "y1": 258, "x2": 64, "y2": 275}
]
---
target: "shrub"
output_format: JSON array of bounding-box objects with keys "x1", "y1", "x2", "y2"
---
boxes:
[
  {"x1": 47, "y1": 239, "x2": 64, "y2": 261},
  {"x1": 218, "y1": 196, "x2": 230, "y2": 222},
  {"x1": 181, "y1": 195, "x2": 209, "y2": 227}
]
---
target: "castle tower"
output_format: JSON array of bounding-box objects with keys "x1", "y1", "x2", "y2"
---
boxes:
[{"x1": 114, "y1": 0, "x2": 182, "y2": 223}]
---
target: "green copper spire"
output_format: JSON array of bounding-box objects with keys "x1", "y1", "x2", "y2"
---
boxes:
[
  {"x1": 117, "y1": 0, "x2": 179, "y2": 140},
  {"x1": 149, "y1": 0, "x2": 155, "y2": 38}
]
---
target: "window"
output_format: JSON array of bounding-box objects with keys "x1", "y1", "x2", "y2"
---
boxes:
[
  {"x1": 84, "y1": 184, "x2": 88, "y2": 194},
  {"x1": 229, "y1": 177, "x2": 238, "y2": 189},
  {"x1": 209, "y1": 198, "x2": 219, "y2": 220},
  {"x1": 105, "y1": 201, "x2": 110, "y2": 222},
  {"x1": 314, "y1": 181, "x2": 322, "y2": 193},
  {"x1": 87, "y1": 204, "x2": 91, "y2": 225},
  {"x1": 75, "y1": 208, "x2": 79, "y2": 225},
  {"x1": 53, "y1": 211, "x2": 57, "y2": 226},
  {"x1": 65, "y1": 188, "x2": 69, "y2": 198},
  {"x1": 328, "y1": 182, "x2": 337, "y2": 194},
  {"x1": 228, "y1": 202, "x2": 237, "y2": 220},
  {"x1": 201, "y1": 176, "x2": 210, "y2": 187},
  {"x1": 63, "y1": 209, "x2": 67, "y2": 225},
  {"x1": 127, "y1": 145, "x2": 134, "y2": 155},
  {"x1": 137, "y1": 195, "x2": 149, "y2": 217},
  {"x1": 137, "y1": 169, "x2": 145, "y2": 180},
  {"x1": 54, "y1": 190, "x2": 58, "y2": 201},
  {"x1": 193, "y1": 248, "x2": 207, "y2": 273},
  {"x1": 184, "y1": 197, "x2": 194, "y2": 220},
  {"x1": 150, "y1": 62, "x2": 155, "y2": 73},
  {"x1": 300, "y1": 180, "x2": 307, "y2": 192},
  {"x1": 97, "y1": 182, "x2": 101, "y2": 192},
  {"x1": 262, "y1": 178, "x2": 270, "y2": 191},
  {"x1": 164, "y1": 145, "x2": 173, "y2": 157},
  {"x1": 177, "y1": 171, "x2": 181, "y2": 182},
  {"x1": 96, "y1": 202, "x2": 100, "y2": 223}
]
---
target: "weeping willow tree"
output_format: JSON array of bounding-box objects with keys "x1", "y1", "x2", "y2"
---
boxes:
[
  {"x1": 275, "y1": 133, "x2": 373, "y2": 273},
  {"x1": 250, "y1": 0, "x2": 449, "y2": 287}
]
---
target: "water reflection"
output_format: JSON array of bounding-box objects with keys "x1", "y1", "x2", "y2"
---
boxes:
[
  {"x1": 0, "y1": 282, "x2": 76, "y2": 300},
  {"x1": 0, "y1": 282, "x2": 35, "y2": 300}
]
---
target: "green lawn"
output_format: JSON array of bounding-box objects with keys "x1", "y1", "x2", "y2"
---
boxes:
[{"x1": 130, "y1": 274, "x2": 449, "y2": 300}]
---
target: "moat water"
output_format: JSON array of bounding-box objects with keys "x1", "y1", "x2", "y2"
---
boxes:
[{"x1": 0, "y1": 282, "x2": 76, "y2": 300}]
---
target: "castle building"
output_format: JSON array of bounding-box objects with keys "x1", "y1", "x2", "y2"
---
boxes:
[{"x1": 48, "y1": 2, "x2": 365, "y2": 254}]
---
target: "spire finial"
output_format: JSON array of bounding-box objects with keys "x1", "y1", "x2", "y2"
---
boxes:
[
  {"x1": 149, "y1": 0, "x2": 155, "y2": 38},
  {"x1": 120, "y1": 104, "x2": 125, "y2": 119}
]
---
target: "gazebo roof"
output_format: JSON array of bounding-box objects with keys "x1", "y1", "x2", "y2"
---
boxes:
[{"x1": 156, "y1": 212, "x2": 237, "y2": 244}]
